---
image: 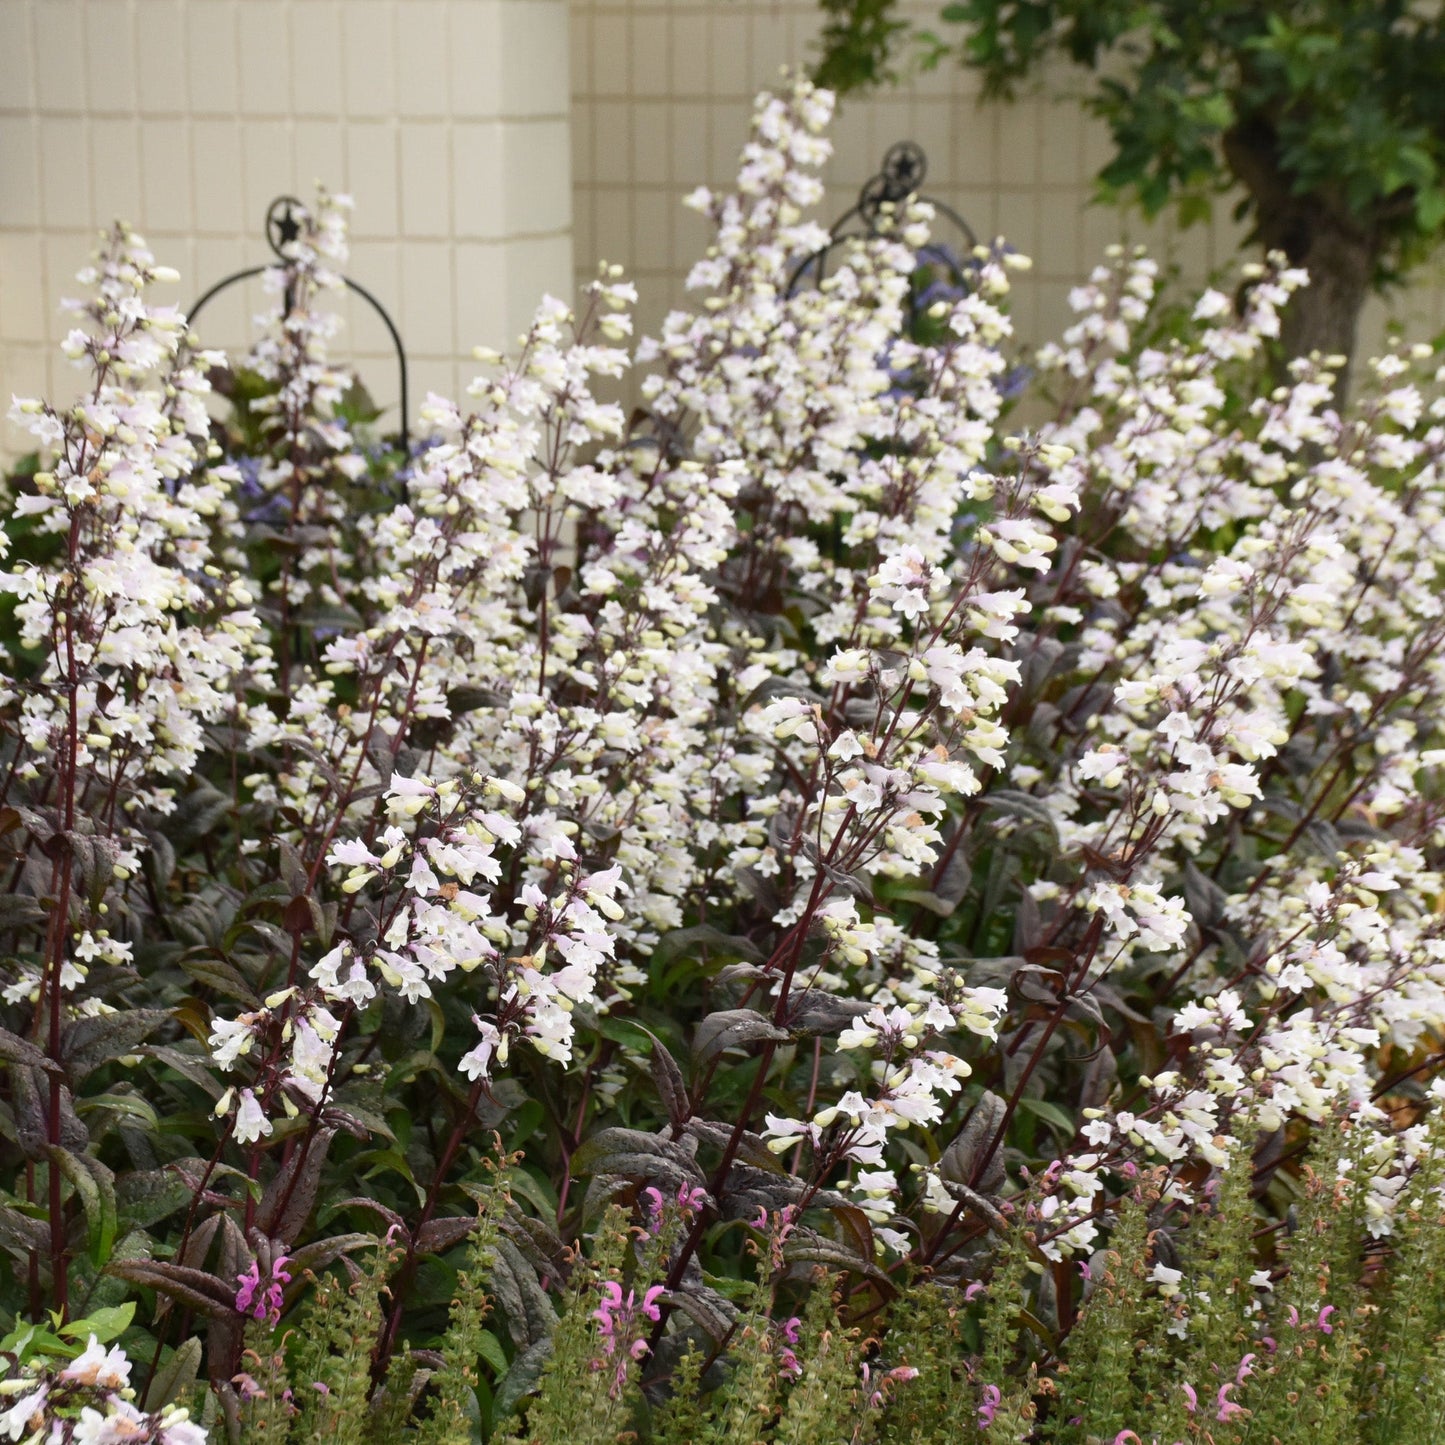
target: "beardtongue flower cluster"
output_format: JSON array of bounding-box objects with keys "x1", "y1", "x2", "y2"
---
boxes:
[
  {"x1": 0, "y1": 1336, "x2": 205, "y2": 1445},
  {"x1": 7, "y1": 66, "x2": 1445, "y2": 1431}
]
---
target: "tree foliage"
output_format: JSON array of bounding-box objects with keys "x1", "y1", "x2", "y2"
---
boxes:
[{"x1": 816, "y1": 0, "x2": 1445, "y2": 378}]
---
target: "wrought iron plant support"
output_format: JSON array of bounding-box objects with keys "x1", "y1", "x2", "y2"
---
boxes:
[
  {"x1": 786, "y1": 141, "x2": 978, "y2": 296},
  {"x1": 187, "y1": 195, "x2": 410, "y2": 452}
]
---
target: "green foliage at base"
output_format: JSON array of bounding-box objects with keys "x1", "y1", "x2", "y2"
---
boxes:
[{"x1": 185, "y1": 1113, "x2": 1445, "y2": 1444}]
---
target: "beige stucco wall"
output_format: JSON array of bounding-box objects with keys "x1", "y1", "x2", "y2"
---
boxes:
[
  {"x1": 570, "y1": 0, "x2": 1445, "y2": 376},
  {"x1": 0, "y1": 0, "x2": 574, "y2": 457}
]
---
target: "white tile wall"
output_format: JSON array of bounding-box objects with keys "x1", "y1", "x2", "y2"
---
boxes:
[
  {"x1": 569, "y1": 0, "x2": 1445, "y2": 399},
  {"x1": 1, "y1": 0, "x2": 574, "y2": 458},
  {"x1": 10, "y1": 0, "x2": 1445, "y2": 462}
]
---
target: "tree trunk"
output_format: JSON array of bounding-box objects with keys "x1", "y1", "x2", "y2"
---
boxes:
[{"x1": 1223, "y1": 120, "x2": 1380, "y2": 402}]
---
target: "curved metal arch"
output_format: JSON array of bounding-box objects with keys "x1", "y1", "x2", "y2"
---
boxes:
[
  {"x1": 786, "y1": 142, "x2": 979, "y2": 297},
  {"x1": 187, "y1": 195, "x2": 410, "y2": 452}
]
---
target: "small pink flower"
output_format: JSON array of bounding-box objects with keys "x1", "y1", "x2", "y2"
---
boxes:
[
  {"x1": 592, "y1": 1281, "x2": 626, "y2": 1350},
  {"x1": 1317, "y1": 1305, "x2": 1335, "y2": 1334},
  {"x1": 1236, "y1": 1353, "x2": 1257, "y2": 1384},
  {"x1": 592, "y1": 1279, "x2": 663, "y2": 1392},
  {"x1": 1078, "y1": 1262, "x2": 1092, "y2": 1281},
  {"x1": 235, "y1": 1263, "x2": 260, "y2": 1315},
  {"x1": 964, "y1": 1279, "x2": 986, "y2": 1300},
  {"x1": 978, "y1": 1383, "x2": 1002, "y2": 1427},
  {"x1": 1181, "y1": 1382, "x2": 1197, "y2": 1413},
  {"x1": 1216, "y1": 1383, "x2": 1245, "y2": 1422},
  {"x1": 869, "y1": 1363, "x2": 919, "y2": 1404},
  {"x1": 641, "y1": 1181, "x2": 704, "y2": 1235},
  {"x1": 234, "y1": 1255, "x2": 292, "y2": 1326},
  {"x1": 231, "y1": 1373, "x2": 265, "y2": 1402}
]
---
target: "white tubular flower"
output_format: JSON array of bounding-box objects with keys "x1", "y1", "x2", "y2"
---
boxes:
[{"x1": 233, "y1": 1089, "x2": 273, "y2": 1145}]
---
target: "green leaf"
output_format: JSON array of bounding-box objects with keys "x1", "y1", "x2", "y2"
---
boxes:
[
  {"x1": 492, "y1": 1337, "x2": 552, "y2": 1423},
  {"x1": 651, "y1": 924, "x2": 763, "y2": 968},
  {"x1": 59, "y1": 1301, "x2": 134, "y2": 1344},
  {"x1": 980, "y1": 789, "x2": 1059, "y2": 843},
  {"x1": 63, "y1": 1010, "x2": 170, "y2": 1084},
  {"x1": 116, "y1": 1165, "x2": 197, "y2": 1229},
  {"x1": 141, "y1": 1336, "x2": 202, "y2": 1413},
  {"x1": 1015, "y1": 1095, "x2": 1075, "y2": 1137},
  {"x1": 692, "y1": 1009, "x2": 789, "y2": 1063},
  {"x1": 0, "y1": 1026, "x2": 60, "y2": 1074},
  {"x1": 476, "y1": 1328, "x2": 509, "y2": 1378},
  {"x1": 894, "y1": 888, "x2": 957, "y2": 917},
  {"x1": 1177, "y1": 191, "x2": 1213, "y2": 229},
  {"x1": 1418, "y1": 188, "x2": 1445, "y2": 232},
  {"x1": 74, "y1": 1092, "x2": 160, "y2": 1131},
  {"x1": 47, "y1": 1146, "x2": 117, "y2": 1268}
]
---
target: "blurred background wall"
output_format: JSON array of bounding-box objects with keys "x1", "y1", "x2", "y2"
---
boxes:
[
  {"x1": 0, "y1": 0, "x2": 573, "y2": 453},
  {"x1": 6, "y1": 0, "x2": 1445, "y2": 456}
]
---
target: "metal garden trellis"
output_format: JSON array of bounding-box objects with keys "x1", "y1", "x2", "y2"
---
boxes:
[
  {"x1": 186, "y1": 195, "x2": 411, "y2": 453},
  {"x1": 787, "y1": 141, "x2": 979, "y2": 296},
  {"x1": 188, "y1": 155, "x2": 969, "y2": 449}
]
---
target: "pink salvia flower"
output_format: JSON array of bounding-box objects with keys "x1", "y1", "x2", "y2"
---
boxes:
[
  {"x1": 1317, "y1": 1305, "x2": 1336, "y2": 1334},
  {"x1": 592, "y1": 1281, "x2": 626, "y2": 1351},
  {"x1": 234, "y1": 1262, "x2": 260, "y2": 1318},
  {"x1": 234, "y1": 1255, "x2": 292, "y2": 1326},
  {"x1": 978, "y1": 1383, "x2": 1002, "y2": 1427},
  {"x1": 1216, "y1": 1383, "x2": 1246, "y2": 1421},
  {"x1": 1181, "y1": 1383, "x2": 1197, "y2": 1413},
  {"x1": 868, "y1": 1364, "x2": 920, "y2": 1407},
  {"x1": 1236, "y1": 1353, "x2": 1257, "y2": 1384},
  {"x1": 590, "y1": 1281, "x2": 660, "y2": 1399}
]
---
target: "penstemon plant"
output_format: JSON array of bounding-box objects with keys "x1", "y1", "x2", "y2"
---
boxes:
[{"x1": 3, "y1": 73, "x2": 1445, "y2": 1443}]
